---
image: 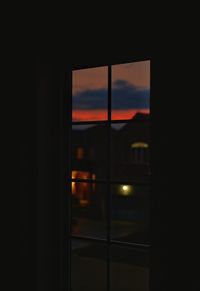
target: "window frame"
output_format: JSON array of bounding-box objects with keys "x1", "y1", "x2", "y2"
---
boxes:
[{"x1": 62, "y1": 56, "x2": 152, "y2": 291}]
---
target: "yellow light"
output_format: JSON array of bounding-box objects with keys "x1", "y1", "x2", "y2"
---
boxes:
[
  {"x1": 72, "y1": 181, "x2": 75, "y2": 194},
  {"x1": 119, "y1": 185, "x2": 133, "y2": 196},
  {"x1": 122, "y1": 185, "x2": 128, "y2": 191},
  {"x1": 131, "y1": 142, "x2": 149, "y2": 148}
]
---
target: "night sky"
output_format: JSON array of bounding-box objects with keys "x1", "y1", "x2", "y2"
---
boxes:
[{"x1": 72, "y1": 60, "x2": 150, "y2": 121}]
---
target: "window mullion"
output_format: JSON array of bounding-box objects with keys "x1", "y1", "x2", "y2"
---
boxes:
[
  {"x1": 67, "y1": 68, "x2": 73, "y2": 291},
  {"x1": 107, "y1": 64, "x2": 112, "y2": 291}
]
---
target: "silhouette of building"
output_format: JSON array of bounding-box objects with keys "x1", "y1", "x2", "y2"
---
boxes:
[{"x1": 71, "y1": 112, "x2": 150, "y2": 213}]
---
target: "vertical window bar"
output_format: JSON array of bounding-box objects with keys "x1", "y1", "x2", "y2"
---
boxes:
[
  {"x1": 107, "y1": 65, "x2": 112, "y2": 291},
  {"x1": 64, "y1": 68, "x2": 68, "y2": 291},
  {"x1": 60, "y1": 66, "x2": 69, "y2": 291},
  {"x1": 67, "y1": 68, "x2": 72, "y2": 291}
]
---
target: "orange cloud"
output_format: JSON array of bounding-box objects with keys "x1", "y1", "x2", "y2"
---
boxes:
[
  {"x1": 112, "y1": 61, "x2": 150, "y2": 89},
  {"x1": 73, "y1": 66, "x2": 108, "y2": 95},
  {"x1": 111, "y1": 109, "x2": 150, "y2": 120},
  {"x1": 73, "y1": 61, "x2": 150, "y2": 95},
  {"x1": 73, "y1": 110, "x2": 107, "y2": 121},
  {"x1": 72, "y1": 109, "x2": 149, "y2": 122}
]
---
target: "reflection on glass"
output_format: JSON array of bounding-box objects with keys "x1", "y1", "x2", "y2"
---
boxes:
[
  {"x1": 71, "y1": 124, "x2": 108, "y2": 180},
  {"x1": 111, "y1": 184, "x2": 150, "y2": 243},
  {"x1": 111, "y1": 245, "x2": 149, "y2": 291},
  {"x1": 112, "y1": 61, "x2": 150, "y2": 120},
  {"x1": 111, "y1": 118, "x2": 150, "y2": 181},
  {"x1": 71, "y1": 239, "x2": 107, "y2": 291},
  {"x1": 71, "y1": 182, "x2": 107, "y2": 238},
  {"x1": 72, "y1": 66, "x2": 108, "y2": 121}
]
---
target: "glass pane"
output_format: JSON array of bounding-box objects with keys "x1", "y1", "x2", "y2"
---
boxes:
[
  {"x1": 72, "y1": 66, "x2": 108, "y2": 121},
  {"x1": 111, "y1": 120, "x2": 150, "y2": 181},
  {"x1": 71, "y1": 182, "x2": 107, "y2": 239},
  {"x1": 111, "y1": 183, "x2": 150, "y2": 244},
  {"x1": 71, "y1": 124, "x2": 108, "y2": 180},
  {"x1": 71, "y1": 239, "x2": 107, "y2": 291},
  {"x1": 111, "y1": 245, "x2": 149, "y2": 291},
  {"x1": 112, "y1": 60, "x2": 150, "y2": 120}
]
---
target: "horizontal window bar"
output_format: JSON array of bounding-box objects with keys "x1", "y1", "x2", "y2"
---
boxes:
[
  {"x1": 71, "y1": 118, "x2": 150, "y2": 126},
  {"x1": 68, "y1": 178, "x2": 150, "y2": 185},
  {"x1": 70, "y1": 120, "x2": 108, "y2": 126},
  {"x1": 111, "y1": 240, "x2": 150, "y2": 250},
  {"x1": 70, "y1": 235, "x2": 107, "y2": 243},
  {"x1": 71, "y1": 57, "x2": 151, "y2": 71},
  {"x1": 108, "y1": 119, "x2": 150, "y2": 124},
  {"x1": 70, "y1": 235, "x2": 150, "y2": 250},
  {"x1": 69, "y1": 178, "x2": 107, "y2": 183}
]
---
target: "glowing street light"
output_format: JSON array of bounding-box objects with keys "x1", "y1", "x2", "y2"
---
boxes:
[
  {"x1": 119, "y1": 185, "x2": 133, "y2": 196},
  {"x1": 122, "y1": 185, "x2": 128, "y2": 191}
]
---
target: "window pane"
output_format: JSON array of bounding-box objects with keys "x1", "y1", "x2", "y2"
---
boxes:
[
  {"x1": 72, "y1": 66, "x2": 108, "y2": 121},
  {"x1": 71, "y1": 124, "x2": 108, "y2": 180},
  {"x1": 111, "y1": 245, "x2": 149, "y2": 291},
  {"x1": 111, "y1": 61, "x2": 150, "y2": 120},
  {"x1": 111, "y1": 183, "x2": 150, "y2": 244},
  {"x1": 71, "y1": 182, "x2": 107, "y2": 239},
  {"x1": 71, "y1": 239, "x2": 107, "y2": 291},
  {"x1": 111, "y1": 119, "x2": 150, "y2": 181}
]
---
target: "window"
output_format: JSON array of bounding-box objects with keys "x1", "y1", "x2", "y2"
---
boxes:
[
  {"x1": 66, "y1": 60, "x2": 151, "y2": 291},
  {"x1": 131, "y1": 142, "x2": 149, "y2": 164}
]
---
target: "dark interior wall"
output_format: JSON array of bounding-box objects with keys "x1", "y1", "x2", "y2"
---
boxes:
[
  {"x1": 36, "y1": 63, "x2": 61, "y2": 291},
  {"x1": 20, "y1": 60, "x2": 37, "y2": 291},
  {"x1": 20, "y1": 61, "x2": 66, "y2": 291}
]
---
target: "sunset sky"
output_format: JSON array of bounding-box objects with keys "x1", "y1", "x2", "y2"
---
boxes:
[{"x1": 72, "y1": 60, "x2": 150, "y2": 121}]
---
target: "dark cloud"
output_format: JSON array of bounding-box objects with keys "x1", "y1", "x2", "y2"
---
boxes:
[
  {"x1": 112, "y1": 79, "x2": 150, "y2": 109},
  {"x1": 73, "y1": 88, "x2": 107, "y2": 109},
  {"x1": 73, "y1": 80, "x2": 150, "y2": 110}
]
